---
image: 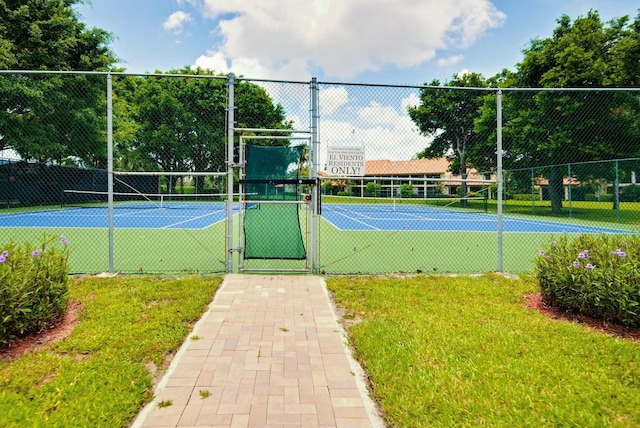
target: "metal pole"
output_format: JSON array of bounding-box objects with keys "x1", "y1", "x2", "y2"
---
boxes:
[
  {"x1": 531, "y1": 168, "x2": 535, "y2": 214},
  {"x1": 107, "y1": 73, "x2": 114, "y2": 273},
  {"x1": 568, "y1": 164, "x2": 572, "y2": 217},
  {"x1": 226, "y1": 73, "x2": 236, "y2": 273},
  {"x1": 615, "y1": 160, "x2": 620, "y2": 223},
  {"x1": 238, "y1": 136, "x2": 245, "y2": 272},
  {"x1": 496, "y1": 90, "x2": 503, "y2": 272},
  {"x1": 310, "y1": 77, "x2": 320, "y2": 273}
]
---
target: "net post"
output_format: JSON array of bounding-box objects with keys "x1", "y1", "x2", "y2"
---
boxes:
[{"x1": 107, "y1": 73, "x2": 115, "y2": 273}]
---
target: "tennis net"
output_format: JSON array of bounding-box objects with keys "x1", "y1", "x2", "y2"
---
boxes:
[
  {"x1": 61, "y1": 189, "x2": 227, "y2": 210},
  {"x1": 321, "y1": 194, "x2": 488, "y2": 214}
]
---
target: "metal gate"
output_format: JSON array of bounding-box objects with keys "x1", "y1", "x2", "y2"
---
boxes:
[{"x1": 225, "y1": 75, "x2": 320, "y2": 273}]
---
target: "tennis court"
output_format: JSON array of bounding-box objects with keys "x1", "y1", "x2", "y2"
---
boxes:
[
  {"x1": 0, "y1": 203, "x2": 228, "y2": 229},
  {"x1": 1, "y1": 199, "x2": 633, "y2": 234},
  {"x1": 321, "y1": 202, "x2": 632, "y2": 234},
  {"x1": 1, "y1": 196, "x2": 636, "y2": 275}
]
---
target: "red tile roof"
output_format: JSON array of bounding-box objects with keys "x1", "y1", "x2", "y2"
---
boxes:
[{"x1": 365, "y1": 158, "x2": 450, "y2": 175}]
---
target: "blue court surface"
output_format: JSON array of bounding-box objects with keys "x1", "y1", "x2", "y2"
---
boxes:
[
  {"x1": 0, "y1": 204, "x2": 229, "y2": 229},
  {"x1": 0, "y1": 203, "x2": 635, "y2": 234},
  {"x1": 321, "y1": 203, "x2": 633, "y2": 234}
]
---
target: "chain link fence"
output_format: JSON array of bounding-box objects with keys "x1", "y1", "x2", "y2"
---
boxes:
[{"x1": 1, "y1": 70, "x2": 639, "y2": 274}]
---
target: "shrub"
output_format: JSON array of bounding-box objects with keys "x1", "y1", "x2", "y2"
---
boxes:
[
  {"x1": 321, "y1": 181, "x2": 337, "y2": 195},
  {"x1": 365, "y1": 182, "x2": 381, "y2": 197},
  {"x1": 569, "y1": 186, "x2": 588, "y2": 201},
  {"x1": 512, "y1": 193, "x2": 541, "y2": 201},
  {"x1": 585, "y1": 193, "x2": 614, "y2": 202},
  {"x1": 0, "y1": 235, "x2": 71, "y2": 344},
  {"x1": 400, "y1": 184, "x2": 413, "y2": 198},
  {"x1": 621, "y1": 184, "x2": 640, "y2": 202},
  {"x1": 535, "y1": 234, "x2": 640, "y2": 327}
]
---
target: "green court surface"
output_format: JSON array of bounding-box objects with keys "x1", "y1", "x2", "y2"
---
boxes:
[
  {"x1": 318, "y1": 224, "x2": 550, "y2": 274},
  {"x1": 0, "y1": 225, "x2": 227, "y2": 274},
  {"x1": 1, "y1": 207, "x2": 637, "y2": 274}
]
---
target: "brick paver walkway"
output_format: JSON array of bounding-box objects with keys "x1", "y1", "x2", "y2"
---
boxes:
[{"x1": 132, "y1": 274, "x2": 384, "y2": 428}]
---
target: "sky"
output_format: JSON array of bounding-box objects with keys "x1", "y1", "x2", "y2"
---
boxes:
[
  {"x1": 67, "y1": 0, "x2": 640, "y2": 166},
  {"x1": 74, "y1": 0, "x2": 639, "y2": 84}
]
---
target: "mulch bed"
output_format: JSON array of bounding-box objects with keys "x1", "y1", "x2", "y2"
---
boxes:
[
  {"x1": 0, "y1": 301, "x2": 83, "y2": 361},
  {"x1": 524, "y1": 292, "x2": 640, "y2": 341}
]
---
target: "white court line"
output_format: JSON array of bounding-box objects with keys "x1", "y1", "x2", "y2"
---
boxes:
[
  {"x1": 325, "y1": 205, "x2": 494, "y2": 225},
  {"x1": 161, "y1": 211, "x2": 224, "y2": 229},
  {"x1": 0, "y1": 206, "x2": 228, "y2": 230},
  {"x1": 324, "y1": 209, "x2": 381, "y2": 230}
]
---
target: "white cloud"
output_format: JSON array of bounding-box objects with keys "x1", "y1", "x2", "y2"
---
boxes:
[
  {"x1": 319, "y1": 93, "x2": 433, "y2": 165},
  {"x1": 163, "y1": 11, "x2": 193, "y2": 34},
  {"x1": 401, "y1": 93, "x2": 421, "y2": 111},
  {"x1": 193, "y1": 0, "x2": 506, "y2": 80},
  {"x1": 437, "y1": 55, "x2": 464, "y2": 67},
  {"x1": 359, "y1": 101, "x2": 398, "y2": 126},
  {"x1": 319, "y1": 87, "x2": 349, "y2": 116}
]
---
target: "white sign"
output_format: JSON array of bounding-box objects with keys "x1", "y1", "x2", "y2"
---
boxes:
[{"x1": 326, "y1": 146, "x2": 365, "y2": 176}]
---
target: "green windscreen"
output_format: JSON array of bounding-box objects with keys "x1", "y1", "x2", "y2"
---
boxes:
[{"x1": 243, "y1": 144, "x2": 306, "y2": 260}]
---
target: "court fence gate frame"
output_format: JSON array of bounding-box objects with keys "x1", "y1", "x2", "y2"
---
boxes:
[
  {"x1": 3, "y1": 69, "x2": 640, "y2": 274},
  {"x1": 225, "y1": 74, "x2": 321, "y2": 274}
]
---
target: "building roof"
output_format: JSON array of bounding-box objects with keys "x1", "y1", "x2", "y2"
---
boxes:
[
  {"x1": 320, "y1": 157, "x2": 491, "y2": 186},
  {"x1": 365, "y1": 158, "x2": 451, "y2": 176}
]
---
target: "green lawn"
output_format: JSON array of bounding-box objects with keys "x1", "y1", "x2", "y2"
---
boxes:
[
  {"x1": 0, "y1": 275, "x2": 222, "y2": 427},
  {"x1": 493, "y1": 199, "x2": 640, "y2": 227},
  {"x1": 2, "y1": 273, "x2": 639, "y2": 426},
  {"x1": 328, "y1": 273, "x2": 640, "y2": 427}
]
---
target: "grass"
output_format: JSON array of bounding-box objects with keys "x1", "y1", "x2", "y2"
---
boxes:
[
  {"x1": 2, "y1": 272, "x2": 639, "y2": 426},
  {"x1": 323, "y1": 195, "x2": 640, "y2": 228},
  {"x1": 157, "y1": 399, "x2": 173, "y2": 408},
  {"x1": 496, "y1": 199, "x2": 640, "y2": 226},
  {"x1": 327, "y1": 273, "x2": 640, "y2": 427},
  {"x1": 0, "y1": 275, "x2": 221, "y2": 427}
]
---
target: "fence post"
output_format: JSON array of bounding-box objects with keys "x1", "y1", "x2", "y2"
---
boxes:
[
  {"x1": 310, "y1": 77, "x2": 320, "y2": 273},
  {"x1": 568, "y1": 164, "x2": 572, "y2": 217},
  {"x1": 531, "y1": 168, "x2": 535, "y2": 214},
  {"x1": 615, "y1": 160, "x2": 620, "y2": 223},
  {"x1": 497, "y1": 90, "x2": 503, "y2": 272},
  {"x1": 107, "y1": 73, "x2": 114, "y2": 273},
  {"x1": 226, "y1": 73, "x2": 236, "y2": 273}
]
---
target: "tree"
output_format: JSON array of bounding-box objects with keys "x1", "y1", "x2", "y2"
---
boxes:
[
  {"x1": 0, "y1": 0, "x2": 114, "y2": 70},
  {"x1": 130, "y1": 68, "x2": 293, "y2": 193},
  {"x1": 475, "y1": 10, "x2": 640, "y2": 213},
  {"x1": 614, "y1": 12, "x2": 640, "y2": 86},
  {"x1": 365, "y1": 182, "x2": 381, "y2": 197},
  {"x1": 0, "y1": 0, "x2": 116, "y2": 165},
  {"x1": 400, "y1": 183, "x2": 413, "y2": 198},
  {"x1": 111, "y1": 72, "x2": 154, "y2": 171},
  {"x1": 0, "y1": 34, "x2": 13, "y2": 69},
  {"x1": 408, "y1": 72, "x2": 490, "y2": 206}
]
